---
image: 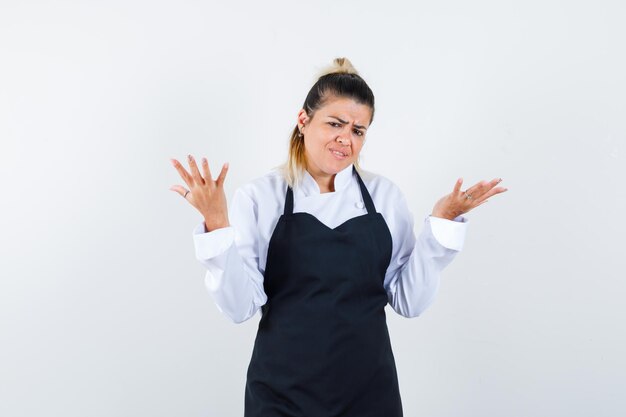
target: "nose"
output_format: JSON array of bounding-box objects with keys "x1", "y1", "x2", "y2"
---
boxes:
[
  {"x1": 336, "y1": 130, "x2": 350, "y2": 146},
  {"x1": 335, "y1": 124, "x2": 353, "y2": 144}
]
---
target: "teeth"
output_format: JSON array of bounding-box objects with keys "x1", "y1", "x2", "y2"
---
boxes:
[{"x1": 332, "y1": 150, "x2": 345, "y2": 157}]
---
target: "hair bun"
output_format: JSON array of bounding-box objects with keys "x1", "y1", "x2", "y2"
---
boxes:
[{"x1": 315, "y1": 57, "x2": 359, "y2": 79}]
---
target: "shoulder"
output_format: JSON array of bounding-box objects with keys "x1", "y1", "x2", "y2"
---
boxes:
[
  {"x1": 358, "y1": 168, "x2": 415, "y2": 234},
  {"x1": 235, "y1": 167, "x2": 286, "y2": 204},
  {"x1": 358, "y1": 167, "x2": 405, "y2": 202}
]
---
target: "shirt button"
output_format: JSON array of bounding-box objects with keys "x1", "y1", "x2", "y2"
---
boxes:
[{"x1": 356, "y1": 201, "x2": 365, "y2": 209}]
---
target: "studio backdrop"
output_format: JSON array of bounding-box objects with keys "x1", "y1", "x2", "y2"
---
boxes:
[{"x1": 1, "y1": 1, "x2": 624, "y2": 416}]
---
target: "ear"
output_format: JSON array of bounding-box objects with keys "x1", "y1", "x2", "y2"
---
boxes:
[{"x1": 297, "y1": 108, "x2": 310, "y2": 130}]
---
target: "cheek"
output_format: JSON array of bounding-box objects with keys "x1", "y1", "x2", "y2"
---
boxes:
[{"x1": 304, "y1": 136, "x2": 323, "y2": 151}]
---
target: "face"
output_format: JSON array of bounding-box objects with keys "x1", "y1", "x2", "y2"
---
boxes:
[{"x1": 297, "y1": 95, "x2": 372, "y2": 177}]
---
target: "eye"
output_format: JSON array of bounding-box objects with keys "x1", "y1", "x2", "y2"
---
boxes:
[{"x1": 328, "y1": 122, "x2": 364, "y2": 137}]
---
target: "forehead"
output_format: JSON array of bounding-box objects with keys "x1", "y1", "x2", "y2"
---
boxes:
[{"x1": 318, "y1": 96, "x2": 371, "y2": 125}]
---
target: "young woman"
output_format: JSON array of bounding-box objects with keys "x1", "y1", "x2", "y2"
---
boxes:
[{"x1": 170, "y1": 57, "x2": 507, "y2": 417}]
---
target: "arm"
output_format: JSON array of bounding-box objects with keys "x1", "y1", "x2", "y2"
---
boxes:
[
  {"x1": 192, "y1": 188, "x2": 268, "y2": 324},
  {"x1": 384, "y1": 191, "x2": 468, "y2": 318}
]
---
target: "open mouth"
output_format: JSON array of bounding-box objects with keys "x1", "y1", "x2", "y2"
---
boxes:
[{"x1": 329, "y1": 148, "x2": 348, "y2": 160}]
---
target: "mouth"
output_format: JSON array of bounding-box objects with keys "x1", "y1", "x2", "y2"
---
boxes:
[{"x1": 329, "y1": 148, "x2": 349, "y2": 160}]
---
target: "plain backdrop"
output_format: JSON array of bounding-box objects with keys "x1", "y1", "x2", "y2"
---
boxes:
[{"x1": 1, "y1": 1, "x2": 625, "y2": 416}]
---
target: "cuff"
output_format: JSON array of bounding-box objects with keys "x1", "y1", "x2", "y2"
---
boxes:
[
  {"x1": 192, "y1": 222, "x2": 236, "y2": 260},
  {"x1": 425, "y1": 214, "x2": 468, "y2": 251}
]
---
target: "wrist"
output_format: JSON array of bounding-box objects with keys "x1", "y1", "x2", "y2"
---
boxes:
[
  {"x1": 430, "y1": 211, "x2": 456, "y2": 221},
  {"x1": 203, "y1": 217, "x2": 230, "y2": 233}
]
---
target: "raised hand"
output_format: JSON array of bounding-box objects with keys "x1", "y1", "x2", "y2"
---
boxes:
[
  {"x1": 170, "y1": 154, "x2": 230, "y2": 232},
  {"x1": 431, "y1": 177, "x2": 508, "y2": 220}
]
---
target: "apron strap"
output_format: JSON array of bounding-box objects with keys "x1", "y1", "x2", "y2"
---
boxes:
[
  {"x1": 284, "y1": 165, "x2": 376, "y2": 216},
  {"x1": 353, "y1": 166, "x2": 375, "y2": 215},
  {"x1": 285, "y1": 184, "x2": 294, "y2": 215}
]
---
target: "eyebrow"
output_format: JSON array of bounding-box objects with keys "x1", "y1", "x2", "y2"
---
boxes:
[{"x1": 328, "y1": 116, "x2": 368, "y2": 130}]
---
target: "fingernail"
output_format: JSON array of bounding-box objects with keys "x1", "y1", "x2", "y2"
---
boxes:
[
  {"x1": 202, "y1": 157, "x2": 207, "y2": 164},
  {"x1": 188, "y1": 154, "x2": 192, "y2": 161}
]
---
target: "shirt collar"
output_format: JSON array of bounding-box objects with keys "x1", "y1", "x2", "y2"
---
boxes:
[{"x1": 297, "y1": 163, "x2": 354, "y2": 196}]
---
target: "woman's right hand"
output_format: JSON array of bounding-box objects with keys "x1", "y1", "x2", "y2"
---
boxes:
[{"x1": 170, "y1": 154, "x2": 230, "y2": 232}]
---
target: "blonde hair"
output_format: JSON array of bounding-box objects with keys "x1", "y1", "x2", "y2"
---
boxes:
[{"x1": 274, "y1": 57, "x2": 375, "y2": 189}]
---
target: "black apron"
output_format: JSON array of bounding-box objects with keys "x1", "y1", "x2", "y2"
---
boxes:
[{"x1": 244, "y1": 166, "x2": 403, "y2": 417}]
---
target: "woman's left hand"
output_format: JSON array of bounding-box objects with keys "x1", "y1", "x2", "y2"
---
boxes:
[{"x1": 431, "y1": 177, "x2": 508, "y2": 220}]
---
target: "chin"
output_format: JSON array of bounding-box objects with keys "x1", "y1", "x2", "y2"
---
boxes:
[
  {"x1": 326, "y1": 160, "x2": 350, "y2": 171},
  {"x1": 333, "y1": 165, "x2": 351, "y2": 176}
]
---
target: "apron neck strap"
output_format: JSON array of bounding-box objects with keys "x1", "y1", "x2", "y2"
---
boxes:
[
  {"x1": 353, "y1": 166, "x2": 376, "y2": 214},
  {"x1": 285, "y1": 166, "x2": 375, "y2": 215},
  {"x1": 285, "y1": 182, "x2": 294, "y2": 215}
]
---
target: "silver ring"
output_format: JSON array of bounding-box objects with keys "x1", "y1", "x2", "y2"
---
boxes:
[{"x1": 464, "y1": 192, "x2": 473, "y2": 200}]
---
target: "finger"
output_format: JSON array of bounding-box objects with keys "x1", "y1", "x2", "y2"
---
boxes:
[
  {"x1": 169, "y1": 184, "x2": 190, "y2": 199},
  {"x1": 453, "y1": 177, "x2": 463, "y2": 195},
  {"x1": 470, "y1": 178, "x2": 504, "y2": 201},
  {"x1": 201, "y1": 157, "x2": 214, "y2": 183},
  {"x1": 482, "y1": 177, "x2": 503, "y2": 193},
  {"x1": 471, "y1": 180, "x2": 491, "y2": 199},
  {"x1": 215, "y1": 162, "x2": 229, "y2": 187},
  {"x1": 170, "y1": 158, "x2": 194, "y2": 189},
  {"x1": 187, "y1": 154, "x2": 205, "y2": 186},
  {"x1": 473, "y1": 186, "x2": 508, "y2": 205},
  {"x1": 483, "y1": 177, "x2": 502, "y2": 189},
  {"x1": 465, "y1": 179, "x2": 490, "y2": 199}
]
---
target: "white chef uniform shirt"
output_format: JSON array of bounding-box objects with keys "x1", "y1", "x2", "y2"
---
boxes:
[{"x1": 192, "y1": 163, "x2": 469, "y2": 324}]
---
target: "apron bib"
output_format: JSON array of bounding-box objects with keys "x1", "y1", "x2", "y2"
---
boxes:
[{"x1": 244, "y1": 166, "x2": 403, "y2": 417}]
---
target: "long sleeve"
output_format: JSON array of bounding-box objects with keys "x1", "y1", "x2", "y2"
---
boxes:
[
  {"x1": 192, "y1": 188, "x2": 268, "y2": 324},
  {"x1": 383, "y1": 190, "x2": 468, "y2": 318}
]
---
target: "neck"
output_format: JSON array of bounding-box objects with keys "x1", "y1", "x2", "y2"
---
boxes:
[{"x1": 306, "y1": 166, "x2": 337, "y2": 193}]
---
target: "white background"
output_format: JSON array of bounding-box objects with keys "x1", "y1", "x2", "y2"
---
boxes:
[{"x1": 1, "y1": 1, "x2": 624, "y2": 416}]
